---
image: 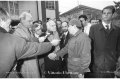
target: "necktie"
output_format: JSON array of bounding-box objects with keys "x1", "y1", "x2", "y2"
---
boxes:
[
  {"x1": 106, "y1": 25, "x2": 110, "y2": 33},
  {"x1": 106, "y1": 25, "x2": 109, "y2": 30}
]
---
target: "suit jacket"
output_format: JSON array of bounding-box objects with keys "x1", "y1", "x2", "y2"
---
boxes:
[
  {"x1": 60, "y1": 31, "x2": 71, "y2": 49},
  {"x1": 0, "y1": 29, "x2": 52, "y2": 77},
  {"x1": 89, "y1": 22, "x2": 120, "y2": 72}
]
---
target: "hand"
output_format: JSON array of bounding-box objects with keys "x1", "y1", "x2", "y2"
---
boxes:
[
  {"x1": 50, "y1": 39, "x2": 60, "y2": 46},
  {"x1": 38, "y1": 37, "x2": 46, "y2": 42},
  {"x1": 48, "y1": 53, "x2": 57, "y2": 60},
  {"x1": 78, "y1": 74, "x2": 84, "y2": 78}
]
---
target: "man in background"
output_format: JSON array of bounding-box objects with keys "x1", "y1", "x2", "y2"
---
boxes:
[
  {"x1": 78, "y1": 15, "x2": 91, "y2": 35},
  {"x1": 88, "y1": 5, "x2": 120, "y2": 78}
]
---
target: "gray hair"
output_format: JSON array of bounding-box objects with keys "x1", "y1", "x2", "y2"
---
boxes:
[{"x1": 19, "y1": 12, "x2": 32, "y2": 21}]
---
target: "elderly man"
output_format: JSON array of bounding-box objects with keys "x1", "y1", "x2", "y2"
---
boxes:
[
  {"x1": 0, "y1": 8, "x2": 60, "y2": 78},
  {"x1": 48, "y1": 19, "x2": 91, "y2": 78},
  {"x1": 13, "y1": 12, "x2": 42, "y2": 78}
]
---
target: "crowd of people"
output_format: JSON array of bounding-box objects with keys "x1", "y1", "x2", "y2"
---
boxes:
[{"x1": 0, "y1": 5, "x2": 120, "y2": 78}]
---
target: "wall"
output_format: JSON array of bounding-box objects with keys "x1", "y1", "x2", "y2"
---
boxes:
[
  {"x1": 18, "y1": 1, "x2": 38, "y2": 21},
  {"x1": 46, "y1": 9, "x2": 55, "y2": 19}
]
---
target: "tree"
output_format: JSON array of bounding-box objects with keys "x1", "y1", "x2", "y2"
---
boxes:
[{"x1": 113, "y1": 1, "x2": 120, "y2": 19}]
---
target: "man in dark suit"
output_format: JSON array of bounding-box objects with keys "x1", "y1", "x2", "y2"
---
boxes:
[
  {"x1": 60, "y1": 21, "x2": 71, "y2": 77},
  {"x1": 87, "y1": 5, "x2": 120, "y2": 78},
  {"x1": 0, "y1": 7, "x2": 60, "y2": 78}
]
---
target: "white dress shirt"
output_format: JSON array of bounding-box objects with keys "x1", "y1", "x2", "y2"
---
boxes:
[
  {"x1": 102, "y1": 21, "x2": 111, "y2": 30},
  {"x1": 84, "y1": 23, "x2": 91, "y2": 35}
]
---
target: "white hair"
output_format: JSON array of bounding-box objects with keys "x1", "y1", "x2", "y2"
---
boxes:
[
  {"x1": 46, "y1": 20, "x2": 55, "y2": 27},
  {"x1": 19, "y1": 12, "x2": 32, "y2": 20}
]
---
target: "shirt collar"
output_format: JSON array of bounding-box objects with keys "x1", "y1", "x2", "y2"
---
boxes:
[
  {"x1": 102, "y1": 21, "x2": 111, "y2": 29},
  {"x1": 64, "y1": 31, "x2": 68, "y2": 35}
]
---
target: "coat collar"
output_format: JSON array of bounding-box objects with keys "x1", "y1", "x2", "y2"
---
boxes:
[
  {"x1": 0, "y1": 26, "x2": 7, "y2": 33},
  {"x1": 74, "y1": 30, "x2": 82, "y2": 36},
  {"x1": 99, "y1": 22, "x2": 117, "y2": 31}
]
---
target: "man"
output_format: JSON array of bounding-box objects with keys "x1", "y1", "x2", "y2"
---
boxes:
[
  {"x1": 88, "y1": 5, "x2": 120, "y2": 78},
  {"x1": 59, "y1": 21, "x2": 71, "y2": 78},
  {"x1": 0, "y1": 8, "x2": 60, "y2": 78},
  {"x1": 56, "y1": 20, "x2": 62, "y2": 36},
  {"x1": 78, "y1": 15, "x2": 91, "y2": 35},
  {"x1": 48, "y1": 19, "x2": 91, "y2": 78},
  {"x1": 13, "y1": 12, "x2": 44, "y2": 78},
  {"x1": 60, "y1": 21, "x2": 70, "y2": 48},
  {"x1": 90, "y1": 19, "x2": 98, "y2": 26}
]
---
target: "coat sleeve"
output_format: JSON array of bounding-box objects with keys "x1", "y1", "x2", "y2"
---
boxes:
[
  {"x1": 56, "y1": 44, "x2": 68, "y2": 58},
  {"x1": 14, "y1": 37, "x2": 52, "y2": 60},
  {"x1": 89, "y1": 26, "x2": 94, "y2": 40},
  {"x1": 117, "y1": 28, "x2": 120, "y2": 58},
  {"x1": 77, "y1": 37, "x2": 91, "y2": 74}
]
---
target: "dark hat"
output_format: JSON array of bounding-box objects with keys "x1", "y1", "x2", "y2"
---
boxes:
[{"x1": 69, "y1": 19, "x2": 82, "y2": 27}]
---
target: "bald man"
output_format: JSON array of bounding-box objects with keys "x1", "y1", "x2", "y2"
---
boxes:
[{"x1": 13, "y1": 12, "x2": 40, "y2": 78}]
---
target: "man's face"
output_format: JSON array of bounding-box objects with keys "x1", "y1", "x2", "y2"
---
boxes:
[
  {"x1": 47, "y1": 21, "x2": 56, "y2": 32},
  {"x1": 23, "y1": 16, "x2": 33, "y2": 28},
  {"x1": 79, "y1": 18, "x2": 86, "y2": 26},
  {"x1": 68, "y1": 25, "x2": 75, "y2": 35},
  {"x1": 57, "y1": 21, "x2": 61, "y2": 28},
  {"x1": 102, "y1": 9, "x2": 113, "y2": 21},
  {"x1": 35, "y1": 28, "x2": 42, "y2": 35},
  {"x1": 61, "y1": 22, "x2": 68, "y2": 32},
  {"x1": 91, "y1": 20, "x2": 98, "y2": 25}
]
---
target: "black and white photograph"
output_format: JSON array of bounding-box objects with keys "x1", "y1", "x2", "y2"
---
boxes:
[{"x1": 0, "y1": 0, "x2": 120, "y2": 78}]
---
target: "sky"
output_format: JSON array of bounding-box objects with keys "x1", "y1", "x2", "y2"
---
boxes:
[{"x1": 59, "y1": 0, "x2": 120, "y2": 14}]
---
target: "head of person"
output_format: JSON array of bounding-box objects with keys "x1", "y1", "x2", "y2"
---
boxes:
[
  {"x1": 56, "y1": 20, "x2": 62, "y2": 28},
  {"x1": 32, "y1": 20, "x2": 43, "y2": 35},
  {"x1": 102, "y1": 5, "x2": 115, "y2": 22},
  {"x1": 46, "y1": 20, "x2": 56, "y2": 32},
  {"x1": 68, "y1": 19, "x2": 82, "y2": 35},
  {"x1": 19, "y1": 12, "x2": 33, "y2": 28},
  {"x1": 33, "y1": 20, "x2": 42, "y2": 29},
  {"x1": 0, "y1": 8, "x2": 11, "y2": 32},
  {"x1": 61, "y1": 21, "x2": 68, "y2": 32},
  {"x1": 78, "y1": 15, "x2": 88, "y2": 26},
  {"x1": 97, "y1": 19, "x2": 102, "y2": 24},
  {"x1": 46, "y1": 18, "x2": 50, "y2": 22},
  {"x1": 90, "y1": 19, "x2": 98, "y2": 25}
]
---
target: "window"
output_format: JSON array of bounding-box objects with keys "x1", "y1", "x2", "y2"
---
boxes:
[
  {"x1": 1, "y1": 1, "x2": 8, "y2": 12},
  {"x1": 14, "y1": 2, "x2": 19, "y2": 15},
  {"x1": 46, "y1": 1, "x2": 55, "y2": 10},
  {"x1": 9, "y1": 1, "x2": 19, "y2": 15}
]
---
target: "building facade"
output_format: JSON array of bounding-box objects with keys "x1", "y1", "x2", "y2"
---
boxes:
[
  {"x1": 0, "y1": 1, "x2": 59, "y2": 29},
  {"x1": 60, "y1": 5, "x2": 101, "y2": 22}
]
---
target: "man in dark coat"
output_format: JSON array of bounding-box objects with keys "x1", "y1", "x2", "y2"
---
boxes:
[
  {"x1": 0, "y1": 7, "x2": 59, "y2": 78},
  {"x1": 87, "y1": 5, "x2": 120, "y2": 78}
]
